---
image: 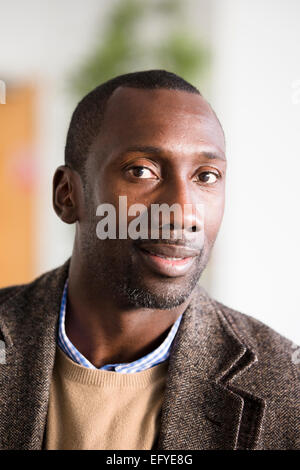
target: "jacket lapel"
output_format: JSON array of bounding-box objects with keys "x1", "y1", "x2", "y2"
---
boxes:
[
  {"x1": 0, "y1": 260, "x2": 70, "y2": 450},
  {"x1": 156, "y1": 285, "x2": 265, "y2": 450}
]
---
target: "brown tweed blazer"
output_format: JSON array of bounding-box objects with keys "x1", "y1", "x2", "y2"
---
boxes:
[{"x1": 0, "y1": 259, "x2": 299, "y2": 450}]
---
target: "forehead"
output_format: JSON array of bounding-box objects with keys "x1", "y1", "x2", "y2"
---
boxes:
[{"x1": 93, "y1": 87, "x2": 225, "y2": 159}]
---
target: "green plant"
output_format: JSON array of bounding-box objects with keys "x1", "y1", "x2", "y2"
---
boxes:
[{"x1": 71, "y1": 0, "x2": 209, "y2": 97}]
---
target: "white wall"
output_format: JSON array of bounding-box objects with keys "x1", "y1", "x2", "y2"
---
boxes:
[{"x1": 209, "y1": 0, "x2": 300, "y2": 344}]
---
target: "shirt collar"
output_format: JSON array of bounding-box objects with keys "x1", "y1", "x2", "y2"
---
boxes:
[{"x1": 58, "y1": 279, "x2": 183, "y2": 373}]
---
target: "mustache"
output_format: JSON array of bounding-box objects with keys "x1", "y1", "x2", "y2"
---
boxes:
[{"x1": 133, "y1": 237, "x2": 203, "y2": 251}]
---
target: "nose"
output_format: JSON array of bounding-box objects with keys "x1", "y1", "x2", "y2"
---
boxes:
[{"x1": 153, "y1": 175, "x2": 204, "y2": 241}]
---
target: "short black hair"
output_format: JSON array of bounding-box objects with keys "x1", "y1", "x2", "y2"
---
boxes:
[{"x1": 65, "y1": 70, "x2": 201, "y2": 176}]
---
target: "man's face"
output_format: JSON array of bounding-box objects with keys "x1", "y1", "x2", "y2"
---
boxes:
[{"x1": 79, "y1": 87, "x2": 226, "y2": 309}]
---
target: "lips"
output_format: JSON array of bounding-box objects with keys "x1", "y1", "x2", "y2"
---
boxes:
[
  {"x1": 135, "y1": 243, "x2": 200, "y2": 277},
  {"x1": 139, "y1": 243, "x2": 199, "y2": 258}
]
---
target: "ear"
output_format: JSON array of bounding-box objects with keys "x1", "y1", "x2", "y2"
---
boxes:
[{"x1": 52, "y1": 165, "x2": 82, "y2": 224}]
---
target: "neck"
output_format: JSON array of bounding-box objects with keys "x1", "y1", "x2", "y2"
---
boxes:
[{"x1": 66, "y1": 254, "x2": 191, "y2": 368}]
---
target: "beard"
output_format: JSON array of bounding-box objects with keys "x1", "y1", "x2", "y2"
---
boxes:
[
  {"x1": 116, "y1": 247, "x2": 209, "y2": 309},
  {"x1": 80, "y1": 225, "x2": 211, "y2": 310}
]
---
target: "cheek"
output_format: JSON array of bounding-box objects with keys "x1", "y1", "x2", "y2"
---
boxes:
[
  {"x1": 92, "y1": 174, "x2": 123, "y2": 209},
  {"x1": 203, "y1": 197, "x2": 225, "y2": 240}
]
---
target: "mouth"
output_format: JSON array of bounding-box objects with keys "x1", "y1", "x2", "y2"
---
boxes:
[{"x1": 135, "y1": 243, "x2": 200, "y2": 278}]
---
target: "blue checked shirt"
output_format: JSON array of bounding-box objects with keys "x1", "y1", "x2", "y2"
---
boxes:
[{"x1": 58, "y1": 280, "x2": 183, "y2": 373}]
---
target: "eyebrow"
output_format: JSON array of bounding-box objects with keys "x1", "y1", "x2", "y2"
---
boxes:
[{"x1": 123, "y1": 145, "x2": 226, "y2": 162}]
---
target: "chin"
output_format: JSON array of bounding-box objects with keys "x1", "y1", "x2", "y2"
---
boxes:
[
  {"x1": 126, "y1": 289, "x2": 189, "y2": 309},
  {"x1": 122, "y1": 274, "x2": 200, "y2": 309}
]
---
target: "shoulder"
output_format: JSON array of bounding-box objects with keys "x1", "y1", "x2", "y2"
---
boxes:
[
  {"x1": 0, "y1": 259, "x2": 70, "y2": 330},
  {"x1": 0, "y1": 284, "x2": 26, "y2": 305},
  {"x1": 196, "y1": 285, "x2": 298, "y2": 360},
  {"x1": 194, "y1": 284, "x2": 299, "y2": 383},
  {"x1": 216, "y1": 297, "x2": 298, "y2": 369},
  {"x1": 0, "y1": 265, "x2": 61, "y2": 305},
  {"x1": 208, "y1": 294, "x2": 300, "y2": 399}
]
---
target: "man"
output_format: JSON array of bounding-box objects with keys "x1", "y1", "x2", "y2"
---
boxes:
[{"x1": 0, "y1": 70, "x2": 299, "y2": 450}]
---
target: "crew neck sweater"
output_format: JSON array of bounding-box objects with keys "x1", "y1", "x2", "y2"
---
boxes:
[{"x1": 44, "y1": 346, "x2": 169, "y2": 450}]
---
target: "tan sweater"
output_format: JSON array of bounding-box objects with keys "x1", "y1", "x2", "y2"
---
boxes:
[{"x1": 44, "y1": 346, "x2": 169, "y2": 450}]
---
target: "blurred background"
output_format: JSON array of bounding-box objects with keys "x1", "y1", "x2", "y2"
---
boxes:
[{"x1": 0, "y1": 0, "x2": 299, "y2": 343}]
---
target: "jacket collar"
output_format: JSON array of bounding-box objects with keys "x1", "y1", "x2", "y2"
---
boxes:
[
  {"x1": 0, "y1": 261, "x2": 265, "y2": 449},
  {"x1": 156, "y1": 285, "x2": 265, "y2": 450}
]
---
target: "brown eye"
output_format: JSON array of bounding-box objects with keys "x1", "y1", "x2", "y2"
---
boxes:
[
  {"x1": 129, "y1": 166, "x2": 157, "y2": 179},
  {"x1": 197, "y1": 171, "x2": 218, "y2": 184}
]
